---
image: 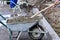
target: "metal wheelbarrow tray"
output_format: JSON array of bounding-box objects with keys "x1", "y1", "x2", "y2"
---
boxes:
[{"x1": 0, "y1": 14, "x2": 45, "y2": 40}]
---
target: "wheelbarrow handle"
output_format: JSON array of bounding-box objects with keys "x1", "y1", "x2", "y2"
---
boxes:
[
  {"x1": 0, "y1": 21, "x2": 7, "y2": 28},
  {"x1": 0, "y1": 14, "x2": 6, "y2": 20},
  {"x1": 0, "y1": 21, "x2": 12, "y2": 40}
]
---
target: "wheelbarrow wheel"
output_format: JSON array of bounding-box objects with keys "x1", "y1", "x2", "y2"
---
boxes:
[{"x1": 28, "y1": 25, "x2": 44, "y2": 40}]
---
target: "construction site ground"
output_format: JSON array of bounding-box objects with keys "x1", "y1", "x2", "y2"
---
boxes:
[
  {"x1": 41, "y1": 4, "x2": 60, "y2": 37},
  {"x1": 0, "y1": 2, "x2": 60, "y2": 40}
]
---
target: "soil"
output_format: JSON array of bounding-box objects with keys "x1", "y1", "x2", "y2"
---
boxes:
[{"x1": 42, "y1": 6, "x2": 60, "y2": 37}]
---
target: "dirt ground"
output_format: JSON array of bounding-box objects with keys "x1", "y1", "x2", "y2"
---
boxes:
[{"x1": 42, "y1": 6, "x2": 60, "y2": 37}]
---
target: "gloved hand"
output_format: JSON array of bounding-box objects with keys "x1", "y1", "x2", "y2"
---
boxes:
[
  {"x1": 52, "y1": 0, "x2": 60, "y2": 7},
  {"x1": 54, "y1": 0, "x2": 60, "y2": 5}
]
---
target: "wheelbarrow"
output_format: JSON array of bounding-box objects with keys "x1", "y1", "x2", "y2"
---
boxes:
[{"x1": 0, "y1": 13, "x2": 45, "y2": 40}]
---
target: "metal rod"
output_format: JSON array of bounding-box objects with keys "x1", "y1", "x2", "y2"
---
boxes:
[
  {"x1": 0, "y1": 14, "x2": 6, "y2": 20},
  {"x1": 17, "y1": 32, "x2": 22, "y2": 40},
  {"x1": 28, "y1": 31, "x2": 46, "y2": 33},
  {"x1": 0, "y1": 21, "x2": 7, "y2": 28}
]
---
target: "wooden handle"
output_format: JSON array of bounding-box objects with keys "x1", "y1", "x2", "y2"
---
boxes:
[{"x1": 30, "y1": 4, "x2": 55, "y2": 18}]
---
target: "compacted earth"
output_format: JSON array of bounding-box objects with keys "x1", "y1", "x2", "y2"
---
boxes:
[{"x1": 42, "y1": 6, "x2": 60, "y2": 37}]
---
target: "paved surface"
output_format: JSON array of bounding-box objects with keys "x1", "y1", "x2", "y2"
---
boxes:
[
  {"x1": 0, "y1": 25, "x2": 48, "y2": 40},
  {"x1": 0, "y1": 27, "x2": 32, "y2": 40}
]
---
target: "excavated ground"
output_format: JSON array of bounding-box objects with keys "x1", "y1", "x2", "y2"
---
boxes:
[{"x1": 41, "y1": 6, "x2": 60, "y2": 37}]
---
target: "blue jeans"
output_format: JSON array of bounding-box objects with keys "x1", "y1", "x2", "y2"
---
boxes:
[
  {"x1": 10, "y1": 0, "x2": 18, "y2": 8},
  {"x1": 57, "y1": 4, "x2": 60, "y2": 7}
]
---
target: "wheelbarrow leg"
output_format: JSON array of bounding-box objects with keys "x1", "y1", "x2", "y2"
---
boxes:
[
  {"x1": 17, "y1": 32, "x2": 22, "y2": 40},
  {"x1": 9, "y1": 30, "x2": 13, "y2": 40}
]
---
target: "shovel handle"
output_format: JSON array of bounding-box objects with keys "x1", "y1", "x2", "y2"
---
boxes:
[{"x1": 30, "y1": 4, "x2": 55, "y2": 18}]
